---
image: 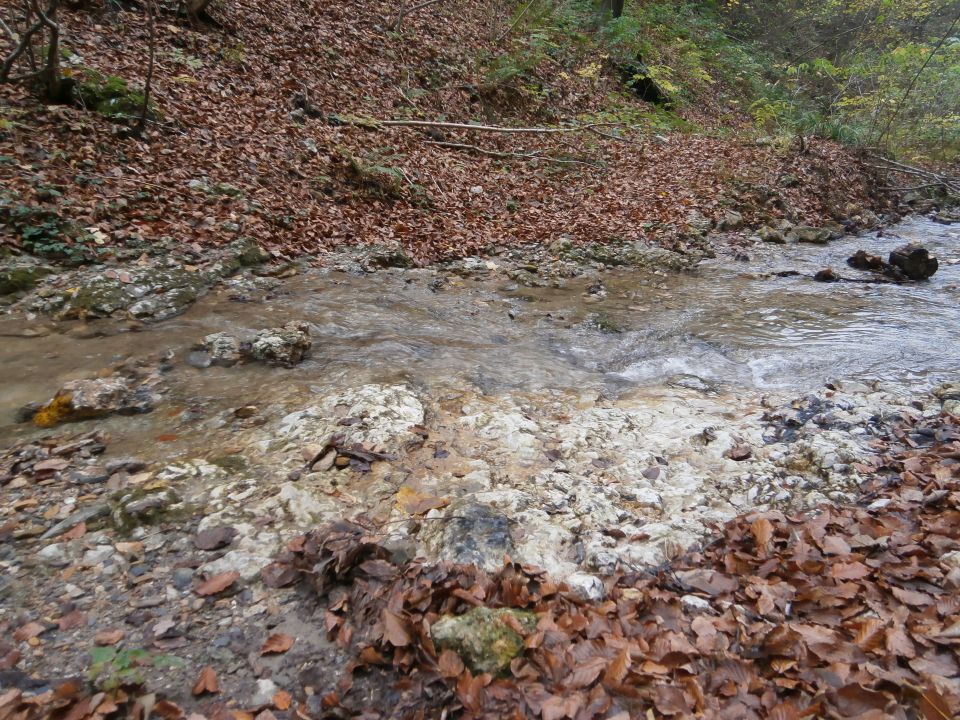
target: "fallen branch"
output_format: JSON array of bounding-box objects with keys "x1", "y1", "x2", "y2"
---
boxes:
[
  {"x1": 425, "y1": 140, "x2": 600, "y2": 167},
  {"x1": 380, "y1": 119, "x2": 611, "y2": 135},
  {"x1": 391, "y1": 0, "x2": 444, "y2": 31}
]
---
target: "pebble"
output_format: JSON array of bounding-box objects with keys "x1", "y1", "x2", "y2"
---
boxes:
[
  {"x1": 37, "y1": 543, "x2": 70, "y2": 567},
  {"x1": 171, "y1": 567, "x2": 195, "y2": 590},
  {"x1": 250, "y1": 679, "x2": 279, "y2": 706},
  {"x1": 81, "y1": 546, "x2": 115, "y2": 567}
]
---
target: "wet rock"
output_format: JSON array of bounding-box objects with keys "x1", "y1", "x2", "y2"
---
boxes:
[
  {"x1": 889, "y1": 244, "x2": 938, "y2": 281},
  {"x1": 431, "y1": 607, "x2": 537, "y2": 675},
  {"x1": 717, "y1": 211, "x2": 744, "y2": 231},
  {"x1": 934, "y1": 382, "x2": 960, "y2": 403},
  {"x1": 814, "y1": 268, "x2": 840, "y2": 283},
  {"x1": 419, "y1": 500, "x2": 514, "y2": 572},
  {"x1": 944, "y1": 400, "x2": 960, "y2": 416},
  {"x1": 847, "y1": 250, "x2": 887, "y2": 272},
  {"x1": 250, "y1": 321, "x2": 312, "y2": 367},
  {"x1": 576, "y1": 242, "x2": 699, "y2": 272},
  {"x1": 789, "y1": 226, "x2": 832, "y2": 244},
  {"x1": 198, "y1": 332, "x2": 244, "y2": 367},
  {"x1": 32, "y1": 373, "x2": 163, "y2": 428},
  {"x1": 364, "y1": 243, "x2": 414, "y2": 269},
  {"x1": 757, "y1": 226, "x2": 786, "y2": 244}
]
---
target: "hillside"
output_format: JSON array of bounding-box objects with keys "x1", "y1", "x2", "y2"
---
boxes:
[{"x1": 1, "y1": 0, "x2": 892, "y2": 265}]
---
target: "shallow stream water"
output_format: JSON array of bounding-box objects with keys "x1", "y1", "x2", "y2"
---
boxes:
[{"x1": 2, "y1": 218, "x2": 958, "y2": 451}]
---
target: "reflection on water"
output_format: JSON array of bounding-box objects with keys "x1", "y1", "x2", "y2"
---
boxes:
[{"x1": 0, "y1": 217, "x2": 957, "y2": 450}]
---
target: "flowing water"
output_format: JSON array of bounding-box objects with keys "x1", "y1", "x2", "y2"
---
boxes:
[{"x1": 0, "y1": 217, "x2": 958, "y2": 457}]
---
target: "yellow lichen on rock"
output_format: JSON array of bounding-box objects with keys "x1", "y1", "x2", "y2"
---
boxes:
[{"x1": 32, "y1": 392, "x2": 75, "y2": 428}]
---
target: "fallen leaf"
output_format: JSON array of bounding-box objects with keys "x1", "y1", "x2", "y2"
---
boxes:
[
  {"x1": 272, "y1": 691, "x2": 292, "y2": 710},
  {"x1": 13, "y1": 622, "x2": 46, "y2": 642},
  {"x1": 191, "y1": 666, "x2": 219, "y2": 696},
  {"x1": 194, "y1": 571, "x2": 240, "y2": 596},
  {"x1": 438, "y1": 649, "x2": 464, "y2": 678},
  {"x1": 260, "y1": 633, "x2": 295, "y2": 655},
  {"x1": 94, "y1": 629, "x2": 124, "y2": 646},
  {"x1": 381, "y1": 609, "x2": 411, "y2": 647}
]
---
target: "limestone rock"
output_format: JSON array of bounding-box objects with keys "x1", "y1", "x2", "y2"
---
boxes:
[
  {"x1": 757, "y1": 226, "x2": 786, "y2": 244},
  {"x1": 199, "y1": 332, "x2": 245, "y2": 367},
  {"x1": 277, "y1": 384, "x2": 425, "y2": 457},
  {"x1": 789, "y1": 226, "x2": 832, "y2": 244},
  {"x1": 431, "y1": 607, "x2": 537, "y2": 675},
  {"x1": 419, "y1": 499, "x2": 514, "y2": 573},
  {"x1": 251, "y1": 321, "x2": 312, "y2": 367},
  {"x1": 33, "y1": 374, "x2": 162, "y2": 428}
]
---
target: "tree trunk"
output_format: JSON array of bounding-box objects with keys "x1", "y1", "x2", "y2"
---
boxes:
[{"x1": 600, "y1": 0, "x2": 624, "y2": 19}]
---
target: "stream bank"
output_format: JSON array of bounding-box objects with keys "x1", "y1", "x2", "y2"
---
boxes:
[{"x1": 0, "y1": 217, "x2": 958, "y2": 711}]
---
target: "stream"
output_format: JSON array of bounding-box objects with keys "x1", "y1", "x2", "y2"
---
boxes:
[{"x1": 1, "y1": 217, "x2": 958, "y2": 586}]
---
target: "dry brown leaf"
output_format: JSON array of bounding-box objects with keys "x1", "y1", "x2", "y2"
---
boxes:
[
  {"x1": 191, "y1": 665, "x2": 219, "y2": 696},
  {"x1": 94, "y1": 629, "x2": 124, "y2": 646},
  {"x1": 272, "y1": 691, "x2": 292, "y2": 710},
  {"x1": 438, "y1": 649, "x2": 465, "y2": 678},
  {"x1": 381, "y1": 609, "x2": 411, "y2": 647},
  {"x1": 260, "y1": 633, "x2": 295, "y2": 655},
  {"x1": 194, "y1": 570, "x2": 240, "y2": 596}
]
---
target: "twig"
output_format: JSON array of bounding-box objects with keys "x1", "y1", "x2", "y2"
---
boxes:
[
  {"x1": 496, "y1": 0, "x2": 537, "y2": 43},
  {"x1": 133, "y1": 0, "x2": 156, "y2": 138},
  {"x1": 391, "y1": 0, "x2": 444, "y2": 31},
  {"x1": 425, "y1": 140, "x2": 600, "y2": 167}
]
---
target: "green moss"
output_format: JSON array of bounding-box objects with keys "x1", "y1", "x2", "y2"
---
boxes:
[
  {"x1": 0, "y1": 266, "x2": 50, "y2": 295},
  {"x1": 77, "y1": 70, "x2": 157, "y2": 122},
  {"x1": 431, "y1": 607, "x2": 537, "y2": 676},
  {"x1": 209, "y1": 454, "x2": 248, "y2": 473}
]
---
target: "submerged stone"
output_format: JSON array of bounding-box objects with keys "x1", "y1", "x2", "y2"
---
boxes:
[{"x1": 431, "y1": 607, "x2": 537, "y2": 675}]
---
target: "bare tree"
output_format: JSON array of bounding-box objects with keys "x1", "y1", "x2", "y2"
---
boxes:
[{"x1": 1, "y1": 0, "x2": 65, "y2": 101}]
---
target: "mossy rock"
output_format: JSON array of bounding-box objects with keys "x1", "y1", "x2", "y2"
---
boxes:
[
  {"x1": 76, "y1": 70, "x2": 158, "y2": 122},
  {"x1": 0, "y1": 266, "x2": 51, "y2": 295},
  {"x1": 569, "y1": 242, "x2": 698, "y2": 272},
  {"x1": 110, "y1": 484, "x2": 184, "y2": 532},
  {"x1": 232, "y1": 238, "x2": 271, "y2": 267},
  {"x1": 431, "y1": 607, "x2": 537, "y2": 676}
]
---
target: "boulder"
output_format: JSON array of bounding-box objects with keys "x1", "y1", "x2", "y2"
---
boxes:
[
  {"x1": 431, "y1": 607, "x2": 537, "y2": 675},
  {"x1": 717, "y1": 211, "x2": 744, "y2": 232},
  {"x1": 889, "y1": 244, "x2": 938, "y2": 281},
  {"x1": 757, "y1": 226, "x2": 786, "y2": 244},
  {"x1": 789, "y1": 226, "x2": 832, "y2": 244}
]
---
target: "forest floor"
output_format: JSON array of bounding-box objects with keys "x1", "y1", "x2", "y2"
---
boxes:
[{"x1": 1, "y1": 1, "x2": 959, "y2": 719}]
